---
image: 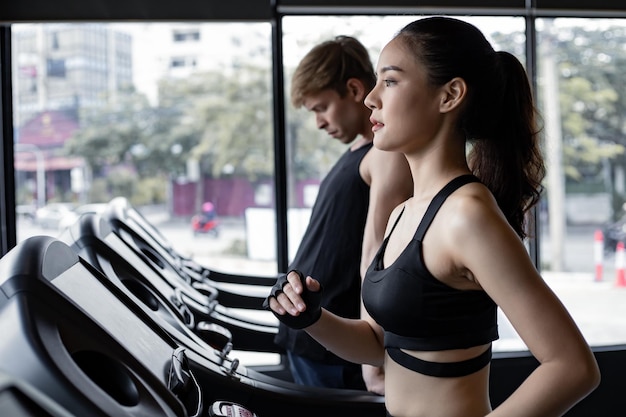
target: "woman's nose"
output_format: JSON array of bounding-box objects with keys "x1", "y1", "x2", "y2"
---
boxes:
[{"x1": 364, "y1": 90, "x2": 377, "y2": 110}]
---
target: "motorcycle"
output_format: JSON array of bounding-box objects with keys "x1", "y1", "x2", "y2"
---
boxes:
[{"x1": 192, "y1": 202, "x2": 219, "y2": 237}]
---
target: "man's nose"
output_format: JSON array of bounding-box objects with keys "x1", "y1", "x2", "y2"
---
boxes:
[{"x1": 316, "y1": 115, "x2": 328, "y2": 130}]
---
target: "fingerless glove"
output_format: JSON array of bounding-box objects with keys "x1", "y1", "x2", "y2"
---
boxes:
[{"x1": 263, "y1": 270, "x2": 322, "y2": 329}]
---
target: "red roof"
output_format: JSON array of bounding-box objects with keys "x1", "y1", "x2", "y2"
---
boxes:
[{"x1": 18, "y1": 110, "x2": 79, "y2": 149}]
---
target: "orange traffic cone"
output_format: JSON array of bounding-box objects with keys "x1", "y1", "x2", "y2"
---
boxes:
[{"x1": 615, "y1": 241, "x2": 626, "y2": 288}]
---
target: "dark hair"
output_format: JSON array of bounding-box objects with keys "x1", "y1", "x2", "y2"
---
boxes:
[
  {"x1": 290, "y1": 35, "x2": 376, "y2": 108},
  {"x1": 396, "y1": 17, "x2": 545, "y2": 239}
]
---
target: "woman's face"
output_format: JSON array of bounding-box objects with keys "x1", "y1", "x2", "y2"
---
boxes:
[{"x1": 365, "y1": 37, "x2": 445, "y2": 154}]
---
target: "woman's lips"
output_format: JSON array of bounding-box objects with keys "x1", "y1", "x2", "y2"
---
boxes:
[{"x1": 370, "y1": 118, "x2": 383, "y2": 132}]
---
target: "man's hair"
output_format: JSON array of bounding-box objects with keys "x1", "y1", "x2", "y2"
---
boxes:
[{"x1": 290, "y1": 35, "x2": 376, "y2": 108}]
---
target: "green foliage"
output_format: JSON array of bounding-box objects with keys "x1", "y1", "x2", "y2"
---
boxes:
[
  {"x1": 106, "y1": 166, "x2": 137, "y2": 199},
  {"x1": 563, "y1": 136, "x2": 623, "y2": 181},
  {"x1": 133, "y1": 176, "x2": 168, "y2": 205},
  {"x1": 88, "y1": 179, "x2": 110, "y2": 203},
  {"x1": 493, "y1": 23, "x2": 626, "y2": 187},
  {"x1": 15, "y1": 187, "x2": 32, "y2": 206},
  {"x1": 86, "y1": 172, "x2": 167, "y2": 205},
  {"x1": 64, "y1": 89, "x2": 156, "y2": 176},
  {"x1": 159, "y1": 65, "x2": 274, "y2": 181}
]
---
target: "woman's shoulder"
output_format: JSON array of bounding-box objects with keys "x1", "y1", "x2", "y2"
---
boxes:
[{"x1": 442, "y1": 182, "x2": 507, "y2": 237}]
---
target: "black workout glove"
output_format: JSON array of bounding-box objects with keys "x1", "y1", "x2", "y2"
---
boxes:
[{"x1": 263, "y1": 269, "x2": 323, "y2": 329}]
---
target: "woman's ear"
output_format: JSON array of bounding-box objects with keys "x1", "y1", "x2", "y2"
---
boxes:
[
  {"x1": 440, "y1": 77, "x2": 467, "y2": 113},
  {"x1": 346, "y1": 78, "x2": 367, "y2": 102}
]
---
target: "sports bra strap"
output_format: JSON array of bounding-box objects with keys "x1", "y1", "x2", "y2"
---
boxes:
[
  {"x1": 387, "y1": 345, "x2": 492, "y2": 378},
  {"x1": 386, "y1": 205, "x2": 406, "y2": 237},
  {"x1": 414, "y1": 175, "x2": 480, "y2": 241}
]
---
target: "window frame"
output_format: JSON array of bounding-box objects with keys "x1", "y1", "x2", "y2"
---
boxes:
[{"x1": 1, "y1": 3, "x2": 626, "y2": 415}]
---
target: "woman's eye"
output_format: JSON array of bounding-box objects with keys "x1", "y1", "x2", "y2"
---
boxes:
[{"x1": 383, "y1": 79, "x2": 396, "y2": 87}]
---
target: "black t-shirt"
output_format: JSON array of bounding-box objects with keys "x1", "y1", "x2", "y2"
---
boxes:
[{"x1": 274, "y1": 142, "x2": 373, "y2": 363}]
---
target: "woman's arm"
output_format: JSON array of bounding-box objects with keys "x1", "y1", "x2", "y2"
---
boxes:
[
  {"x1": 449, "y1": 190, "x2": 600, "y2": 417},
  {"x1": 267, "y1": 272, "x2": 386, "y2": 367}
]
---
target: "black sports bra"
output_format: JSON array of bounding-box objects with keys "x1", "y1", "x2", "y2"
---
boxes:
[{"x1": 362, "y1": 175, "x2": 498, "y2": 377}]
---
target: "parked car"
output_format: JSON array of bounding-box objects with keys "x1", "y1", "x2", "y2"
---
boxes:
[
  {"x1": 602, "y1": 214, "x2": 626, "y2": 254},
  {"x1": 16, "y1": 204, "x2": 37, "y2": 221},
  {"x1": 57, "y1": 203, "x2": 108, "y2": 231},
  {"x1": 34, "y1": 203, "x2": 76, "y2": 229}
]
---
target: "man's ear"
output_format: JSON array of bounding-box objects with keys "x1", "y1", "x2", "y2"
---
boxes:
[
  {"x1": 440, "y1": 77, "x2": 467, "y2": 113},
  {"x1": 346, "y1": 78, "x2": 367, "y2": 102}
]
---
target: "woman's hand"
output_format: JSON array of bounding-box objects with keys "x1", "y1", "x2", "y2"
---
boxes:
[{"x1": 263, "y1": 270, "x2": 323, "y2": 329}]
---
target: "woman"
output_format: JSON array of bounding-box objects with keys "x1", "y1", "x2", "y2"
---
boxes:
[{"x1": 265, "y1": 16, "x2": 600, "y2": 417}]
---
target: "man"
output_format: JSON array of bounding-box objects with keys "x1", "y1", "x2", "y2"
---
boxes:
[{"x1": 274, "y1": 35, "x2": 412, "y2": 394}]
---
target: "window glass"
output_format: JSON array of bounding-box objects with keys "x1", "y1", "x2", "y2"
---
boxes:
[
  {"x1": 535, "y1": 17, "x2": 626, "y2": 349},
  {"x1": 282, "y1": 15, "x2": 525, "y2": 264},
  {"x1": 11, "y1": 15, "x2": 625, "y2": 355},
  {"x1": 12, "y1": 22, "x2": 278, "y2": 277},
  {"x1": 282, "y1": 15, "x2": 626, "y2": 352}
]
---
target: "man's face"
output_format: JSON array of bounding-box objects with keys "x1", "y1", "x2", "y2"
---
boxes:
[{"x1": 302, "y1": 88, "x2": 364, "y2": 144}]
